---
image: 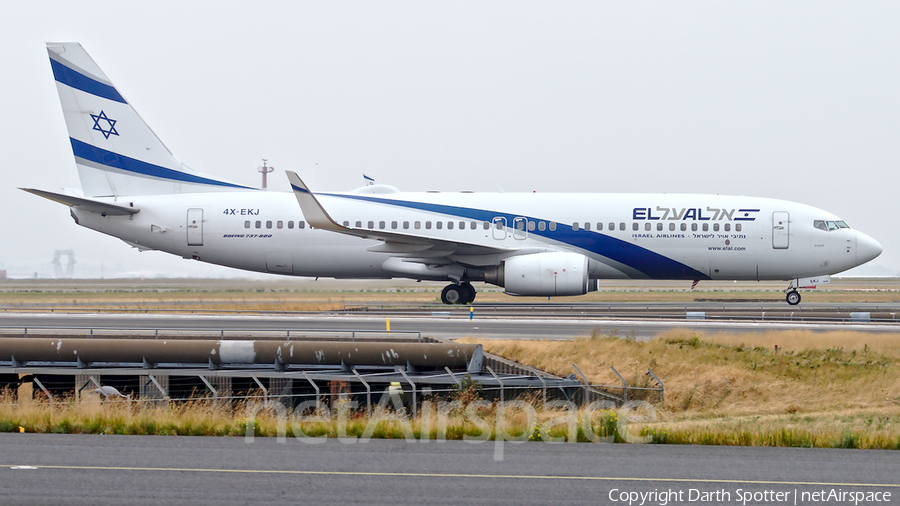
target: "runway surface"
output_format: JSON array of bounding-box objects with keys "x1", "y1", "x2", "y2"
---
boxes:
[
  {"x1": 0, "y1": 434, "x2": 897, "y2": 505},
  {"x1": 1, "y1": 311, "x2": 898, "y2": 341}
]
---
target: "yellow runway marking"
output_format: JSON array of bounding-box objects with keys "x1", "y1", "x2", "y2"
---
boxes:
[{"x1": 5, "y1": 464, "x2": 900, "y2": 488}]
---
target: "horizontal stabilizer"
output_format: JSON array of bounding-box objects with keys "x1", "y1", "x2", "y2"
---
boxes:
[{"x1": 21, "y1": 188, "x2": 139, "y2": 215}]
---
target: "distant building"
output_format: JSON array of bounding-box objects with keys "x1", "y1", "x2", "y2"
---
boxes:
[{"x1": 0, "y1": 270, "x2": 6, "y2": 279}]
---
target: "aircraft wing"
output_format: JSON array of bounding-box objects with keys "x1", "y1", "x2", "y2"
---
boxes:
[
  {"x1": 21, "y1": 188, "x2": 140, "y2": 215},
  {"x1": 286, "y1": 172, "x2": 511, "y2": 257}
]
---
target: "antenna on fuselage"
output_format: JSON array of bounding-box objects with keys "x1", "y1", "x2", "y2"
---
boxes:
[{"x1": 257, "y1": 159, "x2": 275, "y2": 190}]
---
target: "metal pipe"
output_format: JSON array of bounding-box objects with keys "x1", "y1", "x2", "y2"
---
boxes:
[
  {"x1": 397, "y1": 369, "x2": 417, "y2": 418},
  {"x1": 250, "y1": 375, "x2": 267, "y2": 402},
  {"x1": 301, "y1": 371, "x2": 320, "y2": 410},
  {"x1": 198, "y1": 375, "x2": 218, "y2": 398},
  {"x1": 486, "y1": 366, "x2": 503, "y2": 403},
  {"x1": 610, "y1": 366, "x2": 628, "y2": 403},
  {"x1": 572, "y1": 363, "x2": 590, "y2": 404},
  {"x1": 352, "y1": 369, "x2": 371, "y2": 417},
  {"x1": 529, "y1": 366, "x2": 547, "y2": 404},
  {"x1": 647, "y1": 368, "x2": 664, "y2": 404},
  {"x1": 0, "y1": 338, "x2": 481, "y2": 370},
  {"x1": 444, "y1": 366, "x2": 461, "y2": 387},
  {"x1": 32, "y1": 377, "x2": 52, "y2": 403}
]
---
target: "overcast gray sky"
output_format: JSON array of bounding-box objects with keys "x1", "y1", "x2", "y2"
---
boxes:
[{"x1": 1, "y1": 1, "x2": 898, "y2": 279}]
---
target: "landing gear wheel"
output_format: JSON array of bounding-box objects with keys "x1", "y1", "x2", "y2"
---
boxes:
[
  {"x1": 460, "y1": 282, "x2": 476, "y2": 304},
  {"x1": 786, "y1": 290, "x2": 801, "y2": 305},
  {"x1": 441, "y1": 284, "x2": 463, "y2": 305}
]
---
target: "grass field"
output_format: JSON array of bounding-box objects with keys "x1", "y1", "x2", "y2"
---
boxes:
[
  {"x1": 1, "y1": 277, "x2": 899, "y2": 309},
  {"x1": 466, "y1": 330, "x2": 900, "y2": 448},
  {"x1": 1, "y1": 279, "x2": 899, "y2": 447}
]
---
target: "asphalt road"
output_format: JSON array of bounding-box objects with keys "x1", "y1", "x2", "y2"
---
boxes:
[
  {"x1": 0, "y1": 434, "x2": 897, "y2": 505},
  {"x1": 1, "y1": 312, "x2": 899, "y2": 341}
]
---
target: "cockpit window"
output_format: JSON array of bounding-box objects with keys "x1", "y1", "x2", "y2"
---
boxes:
[{"x1": 815, "y1": 219, "x2": 851, "y2": 232}]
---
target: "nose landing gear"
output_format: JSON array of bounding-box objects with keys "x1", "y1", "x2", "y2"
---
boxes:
[
  {"x1": 441, "y1": 282, "x2": 476, "y2": 304},
  {"x1": 786, "y1": 290, "x2": 801, "y2": 305}
]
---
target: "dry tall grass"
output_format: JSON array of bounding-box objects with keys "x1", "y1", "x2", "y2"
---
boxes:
[
  {"x1": 466, "y1": 330, "x2": 900, "y2": 448},
  {"x1": 468, "y1": 330, "x2": 900, "y2": 416}
]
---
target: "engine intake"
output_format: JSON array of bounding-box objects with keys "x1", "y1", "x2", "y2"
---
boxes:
[{"x1": 484, "y1": 252, "x2": 593, "y2": 296}]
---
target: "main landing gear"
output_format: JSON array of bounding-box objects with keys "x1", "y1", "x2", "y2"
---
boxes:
[{"x1": 441, "y1": 282, "x2": 476, "y2": 305}]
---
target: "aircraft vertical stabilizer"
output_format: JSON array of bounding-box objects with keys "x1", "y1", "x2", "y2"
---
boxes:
[{"x1": 47, "y1": 42, "x2": 251, "y2": 197}]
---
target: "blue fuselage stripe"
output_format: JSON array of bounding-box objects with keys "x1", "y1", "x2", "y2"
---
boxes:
[
  {"x1": 50, "y1": 59, "x2": 127, "y2": 104},
  {"x1": 320, "y1": 193, "x2": 710, "y2": 279},
  {"x1": 70, "y1": 138, "x2": 253, "y2": 189}
]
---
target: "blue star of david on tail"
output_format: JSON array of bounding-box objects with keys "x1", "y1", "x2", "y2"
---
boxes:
[{"x1": 90, "y1": 110, "x2": 119, "y2": 139}]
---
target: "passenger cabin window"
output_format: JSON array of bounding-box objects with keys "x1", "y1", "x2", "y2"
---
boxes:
[
  {"x1": 584, "y1": 222, "x2": 591, "y2": 231},
  {"x1": 691, "y1": 223, "x2": 697, "y2": 231},
  {"x1": 448, "y1": 221, "x2": 454, "y2": 230},
  {"x1": 434, "y1": 221, "x2": 442, "y2": 230},
  {"x1": 459, "y1": 221, "x2": 465, "y2": 229},
  {"x1": 298, "y1": 221, "x2": 305, "y2": 229},
  {"x1": 528, "y1": 221, "x2": 535, "y2": 231},
  {"x1": 645, "y1": 223, "x2": 651, "y2": 231},
  {"x1": 736, "y1": 224, "x2": 742, "y2": 231},
  {"x1": 608, "y1": 222, "x2": 614, "y2": 231},
  {"x1": 632, "y1": 223, "x2": 639, "y2": 231},
  {"x1": 368, "y1": 221, "x2": 374, "y2": 229},
  {"x1": 287, "y1": 221, "x2": 294, "y2": 229},
  {"x1": 403, "y1": 221, "x2": 410, "y2": 229},
  {"x1": 680, "y1": 223, "x2": 686, "y2": 231},
  {"x1": 549, "y1": 222, "x2": 557, "y2": 231},
  {"x1": 724, "y1": 224, "x2": 731, "y2": 232},
  {"x1": 657, "y1": 223, "x2": 663, "y2": 231},
  {"x1": 414, "y1": 221, "x2": 421, "y2": 229},
  {"x1": 596, "y1": 222, "x2": 603, "y2": 231},
  {"x1": 702, "y1": 223, "x2": 708, "y2": 232},
  {"x1": 343, "y1": 221, "x2": 350, "y2": 227},
  {"x1": 669, "y1": 223, "x2": 675, "y2": 231},
  {"x1": 256, "y1": 221, "x2": 262, "y2": 229},
  {"x1": 392, "y1": 221, "x2": 398, "y2": 229},
  {"x1": 572, "y1": 222, "x2": 579, "y2": 231},
  {"x1": 379, "y1": 221, "x2": 385, "y2": 229},
  {"x1": 425, "y1": 221, "x2": 432, "y2": 230},
  {"x1": 470, "y1": 221, "x2": 478, "y2": 229},
  {"x1": 244, "y1": 221, "x2": 251, "y2": 229},
  {"x1": 355, "y1": 221, "x2": 362, "y2": 228},
  {"x1": 516, "y1": 221, "x2": 524, "y2": 231},
  {"x1": 483, "y1": 221, "x2": 490, "y2": 230},
  {"x1": 618, "y1": 222, "x2": 625, "y2": 231},
  {"x1": 538, "y1": 222, "x2": 546, "y2": 231},
  {"x1": 266, "y1": 221, "x2": 273, "y2": 229},
  {"x1": 277, "y1": 221, "x2": 283, "y2": 229}
]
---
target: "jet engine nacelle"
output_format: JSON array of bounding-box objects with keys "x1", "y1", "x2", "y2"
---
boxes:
[{"x1": 484, "y1": 252, "x2": 593, "y2": 296}]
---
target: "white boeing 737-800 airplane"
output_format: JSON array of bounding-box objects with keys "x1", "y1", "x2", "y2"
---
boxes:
[{"x1": 26, "y1": 43, "x2": 882, "y2": 305}]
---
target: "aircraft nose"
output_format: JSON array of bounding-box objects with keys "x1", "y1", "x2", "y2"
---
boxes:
[{"x1": 856, "y1": 232, "x2": 883, "y2": 264}]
